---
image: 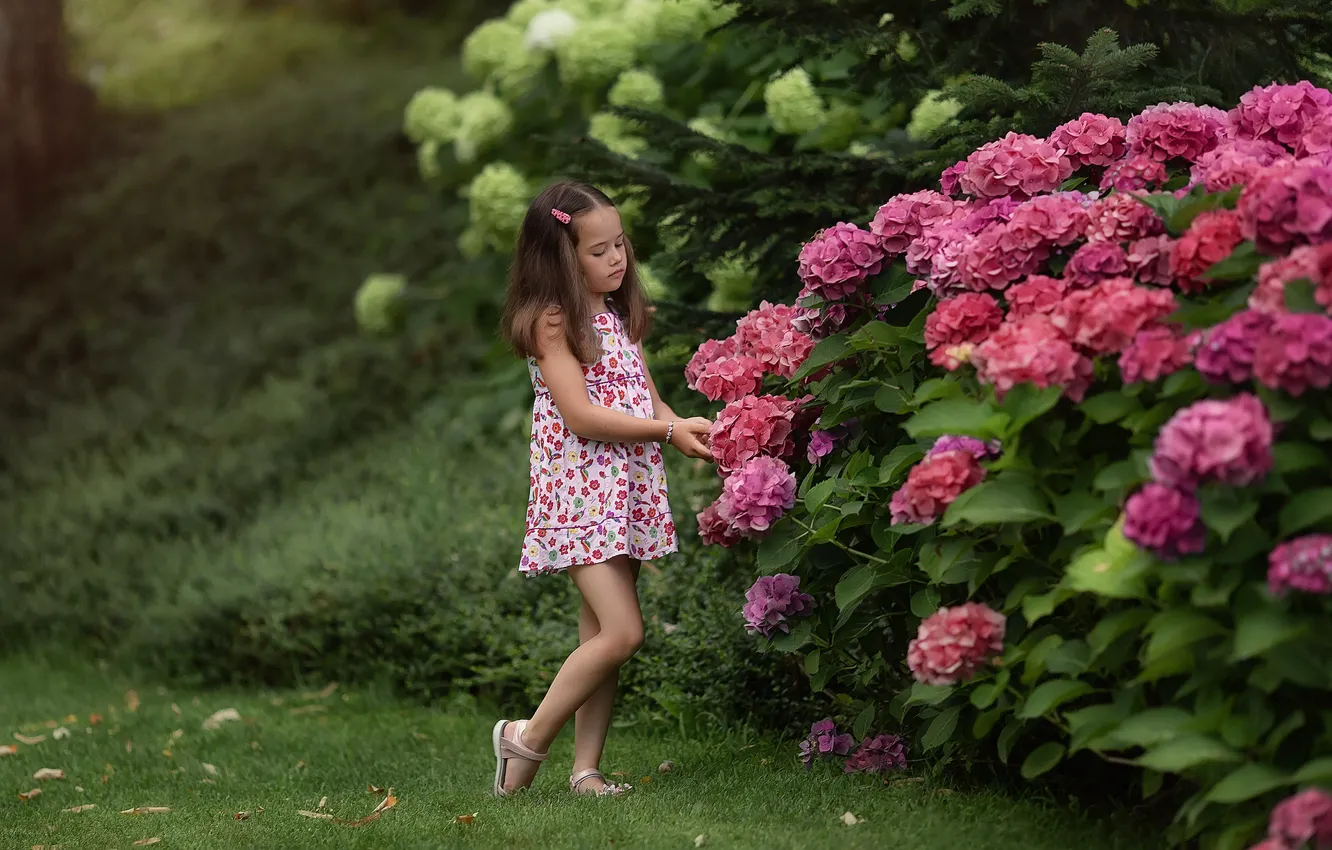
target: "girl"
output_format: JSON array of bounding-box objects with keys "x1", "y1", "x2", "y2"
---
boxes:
[{"x1": 492, "y1": 181, "x2": 714, "y2": 798}]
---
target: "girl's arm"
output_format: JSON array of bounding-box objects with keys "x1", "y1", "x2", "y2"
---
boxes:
[{"x1": 635, "y1": 342, "x2": 679, "y2": 421}]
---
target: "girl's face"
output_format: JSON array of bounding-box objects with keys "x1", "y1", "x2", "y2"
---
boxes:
[{"x1": 574, "y1": 206, "x2": 627, "y2": 297}]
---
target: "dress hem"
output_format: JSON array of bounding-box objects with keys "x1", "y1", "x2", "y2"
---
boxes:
[{"x1": 519, "y1": 542, "x2": 679, "y2": 577}]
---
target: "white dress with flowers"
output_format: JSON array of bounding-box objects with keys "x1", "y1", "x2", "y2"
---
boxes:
[{"x1": 520, "y1": 310, "x2": 678, "y2": 576}]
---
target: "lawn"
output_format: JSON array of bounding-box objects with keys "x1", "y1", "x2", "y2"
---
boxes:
[{"x1": 0, "y1": 657, "x2": 1147, "y2": 850}]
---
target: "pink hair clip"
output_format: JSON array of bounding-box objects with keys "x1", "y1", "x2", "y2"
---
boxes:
[{"x1": 551, "y1": 208, "x2": 572, "y2": 225}]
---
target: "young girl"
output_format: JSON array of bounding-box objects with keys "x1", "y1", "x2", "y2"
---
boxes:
[{"x1": 492, "y1": 181, "x2": 714, "y2": 798}]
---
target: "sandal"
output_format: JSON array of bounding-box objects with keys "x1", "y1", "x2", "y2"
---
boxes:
[
  {"x1": 492, "y1": 719, "x2": 548, "y2": 797},
  {"x1": 570, "y1": 768, "x2": 633, "y2": 797}
]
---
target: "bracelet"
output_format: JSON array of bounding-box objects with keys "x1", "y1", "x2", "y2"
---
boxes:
[{"x1": 664, "y1": 420, "x2": 675, "y2": 444}]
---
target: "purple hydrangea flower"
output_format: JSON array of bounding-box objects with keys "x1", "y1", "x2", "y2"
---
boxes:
[
  {"x1": 799, "y1": 718, "x2": 855, "y2": 768},
  {"x1": 927, "y1": 435, "x2": 1002, "y2": 461},
  {"x1": 844, "y1": 734, "x2": 908, "y2": 775},
  {"x1": 742, "y1": 573, "x2": 814, "y2": 638},
  {"x1": 1268, "y1": 534, "x2": 1332, "y2": 596}
]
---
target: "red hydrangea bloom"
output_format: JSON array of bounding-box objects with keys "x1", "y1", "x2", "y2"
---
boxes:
[
  {"x1": 1238, "y1": 161, "x2": 1332, "y2": 254},
  {"x1": 1100, "y1": 155, "x2": 1170, "y2": 192},
  {"x1": 685, "y1": 335, "x2": 738, "y2": 391},
  {"x1": 1190, "y1": 138, "x2": 1293, "y2": 192},
  {"x1": 972, "y1": 314, "x2": 1094, "y2": 402},
  {"x1": 797, "y1": 222, "x2": 886, "y2": 300},
  {"x1": 1008, "y1": 194, "x2": 1091, "y2": 249},
  {"x1": 709, "y1": 394, "x2": 798, "y2": 475},
  {"x1": 1170, "y1": 209, "x2": 1246, "y2": 292},
  {"x1": 1151, "y1": 393, "x2": 1273, "y2": 489},
  {"x1": 1126, "y1": 234, "x2": 1177, "y2": 286},
  {"x1": 871, "y1": 190, "x2": 962, "y2": 254},
  {"x1": 906, "y1": 602, "x2": 1006, "y2": 687},
  {"x1": 1119, "y1": 325, "x2": 1196, "y2": 383},
  {"x1": 957, "y1": 222, "x2": 1049, "y2": 292},
  {"x1": 1254, "y1": 311, "x2": 1332, "y2": 396},
  {"x1": 844, "y1": 734, "x2": 907, "y2": 775},
  {"x1": 1126, "y1": 101, "x2": 1228, "y2": 162},
  {"x1": 695, "y1": 354, "x2": 764, "y2": 403},
  {"x1": 1268, "y1": 535, "x2": 1332, "y2": 597},
  {"x1": 1262, "y1": 788, "x2": 1332, "y2": 849},
  {"x1": 1085, "y1": 193, "x2": 1164, "y2": 243},
  {"x1": 924, "y1": 293, "x2": 1004, "y2": 367},
  {"x1": 889, "y1": 450, "x2": 986, "y2": 525},
  {"x1": 1195, "y1": 309, "x2": 1273, "y2": 384},
  {"x1": 1048, "y1": 112, "x2": 1127, "y2": 168},
  {"x1": 735, "y1": 301, "x2": 815, "y2": 378},
  {"x1": 956, "y1": 131, "x2": 1073, "y2": 200},
  {"x1": 1123, "y1": 483, "x2": 1206, "y2": 560},
  {"x1": 1229, "y1": 81, "x2": 1332, "y2": 153},
  {"x1": 1005, "y1": 275, "x2": 1068, "y2": 319},
  {"x1": 1052, "y1": 277, "x2": 1178, "y2": 355},
  {"x1": 697, "y1": 500, "x2": 741, "y2": 548},
  {"x1": 1251, "y1": 245, "x2": 1324, "y2": 313},
  {"x1": 1063, "y1": 241, "x2": 1131, "y2": 289},
  {"x1": 718, "y1": 456, "x2": 797, "y2": 537}
]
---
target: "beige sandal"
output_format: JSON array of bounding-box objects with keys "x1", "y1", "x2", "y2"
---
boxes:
[
  {"x1": 492, "y1": 719, "x2": 548, "y2": 797},
  {"x1": 570, "y1": 768, "x2": 632, "y2": 797}
]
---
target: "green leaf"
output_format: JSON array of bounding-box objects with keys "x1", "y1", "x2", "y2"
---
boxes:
[
  {"x1": 1205, "y1": 763, "x2": 1289, "y2": 804},
  {"x1": 853, "y1": 321, "x2": 904, "y2": 349},
  {"x1": 1145, "y1": 610, "x2": 1223, "y2": 665},
  {"x1": 942, "y1": 476, "x2": 1053, "y2": 526},
  {"x1": 1064, "y1": 547, "x2": 1152, "y2": 599},
  {"x1": 1093, "y1": 459, "x2": 1147, "y2": 492},
  {"x1": 998, "y1": 384, "x2": 1062, "y2": 433},
  {"x1": 1200, "y1": 240, "x2": 1261, "y2": 281},
  {"x1": 906, "y1": 683, "x2": 954, "y2": 707},
  {"x1": 1274, "y1": 441, "x2": 1329, "y2": 474},
  {"x1": 912, "y1": 377, "x2": 961, "y2": 405},
  {"x1": 792, "y1": 334, "x2": 850, "y2": 381},
  {"x1": 921, "y1": 706, "x2": 960, "y2": 750},
  {"x1": 756, "y1": 519, "x2": 803, "y2": 573},
  {"x1": 1199, "y1": 487, "x2": 1258, "y2": 543},
  {"x1": 910, "y1": 587, "x2": 941, "y2": 618},
  {"x1": 970, "y1": 682, "x2": 1003, "y2": 710},
  {"x1": 997, "y1": 721, "x2": 1022, "y2": 764},
  {"x1": 1021, "y1": 742, "x2": 1066, "y2": 779},
  {"x1": 804, "y1": 650, "x2": 821, "y2": 676},
  {"x1": 1022, "y1": 588, "x2": 1073, "y2": 625},
  {"x1": 1066, "y1": 704, "x2": 1129, "y2": 753},
  {"x1": 904, "y1": 397, "x2": 1003, "y2": 439},
  {"x1": 771, "y1": 621, "x2": 813, "y2": 653},
  {"x1": 1232, "y1": 606, "x2": 1306, "y2": 661},
  {"x1": 852, "y1": 704, "x2": 876, "y2": 741},
  {"x1": 1137, "y1": 736, "x2": 1240, "y2": 772},
  {"x1": 919, "y1": 538, "x2": 978, "y2": 585},
  {"x1": 878, "y1": 445, "x2": 925, "y2": 484},
  {"x1": 1283, "y1": 278, "x2": 1322, "y2": 313},
  {"x1": 1080, "y1": 391, "x2": 1141, "y2": 424},
  {"x1": 1045, "y1": 640, "x2": 1092, "y2": 675},
  {"x1": 1056, "y1": 491, "x2": 1111, "y2": 535},
  {"x1": 972, "y1": 708, "x2": 1003, "y2": 739},
  {"x1": 1088, "y1": 609, "x2": 1152, "y2": 659},
  {"x1": 1279, "y1": 488, "x2": 1332, "y2": 536},
  {"x1": 835, "y1": 564, "x2": 876, "y2": 614},
  {"x1": 1293, "y1": 757, "x2": 1332, "y2": 785},
  {"x1": 804, "y1": 479, "x2": 839, "y2": 517},
  {"x1": 1112, "y1": 708, "x2": 1199, "y2": 748},
  {"x1": 1017, "y1": 679, "x2": 1093, "y2": 719},
  {"x1": 874, "y1": 382, "x2": 910, "y2": 413}
]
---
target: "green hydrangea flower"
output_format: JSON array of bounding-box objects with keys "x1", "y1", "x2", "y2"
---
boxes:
[
  {"x1": 355, "y1": 274, "x2": 407, "y2": 335},
  {"x1": 403, "y1": 87, "x2": 459, "y2": 144},
  {"x1": 556, "y1": 18, "x2": 638, "y2": 88},
  {"x1": 818, "y1": 100, "x2": 863, "y2": 151},
  {"x1": 458, "y1": 227, "x2": 489, "y2": 259},
  {"x1": 620, "y1": 0, "x2": 661, "y2": 42},
  {"x1": 589, "y1": 112, "x2": 647, "y2": 158},
  {"x1": 655, "y1": 0, "x2": 735, "y2": 40},
  {"x1": 896, "y1": 31, "x2": 918, "y2": 62},
  {"x1": 907, "y1": 90, "x2": 963, "y2": 141},
  {"x1": 764, "y1": 67, "x2": 826, "y2": 135},
  {"x1": 608, "y1": 69, "x2": 665, "y2": 110},
  {"x1": 507, "y1": 0, "x2": 557, "y2": 27},
  {"x1": 492, "y1": 44, "x2": 549, "y2": 101},
  {"x1": 637, "y1": 264, "x2": 668, "y2": 301},
  {"x1": 462, "y1": 18, "x2": 525, "y2": 82},
  {"x1": 704, "y1": 254, "x2": 755, "y2": 312},
  {"x1": 523, "y1": 7, "x2": 579, "y2": 51},
  {"x1": 417, "y1": 140, "x2": 442, "y2": 180},
  {"x1": 454, "y1": 91, "x2": 514, "y2": 164},
  {"x1": 467, "y1": 162, "x2": 531, "y2": 249}
]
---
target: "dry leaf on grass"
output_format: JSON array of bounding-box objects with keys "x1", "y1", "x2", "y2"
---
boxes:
[
  {"x1": 88, "y1": 714, "x2": 103, "y2": 726},
  {"x1": 302, "y1": 683, "x2": 339, "y2": 700},
  {"x1": 18, "y1": 788, "x2": 42, "y2": 801},
  {"x1": 125, "y1": 741, "x2": 133, "y2": 753},
  {"x1": 51, "y1": 728, "x2": 70, "y2": 741},
  {"x1": 367, "y1": 784, "x2": 384, "y2": 795},
  {"x1": 125, "y1": 691, "x2": 140, "y2": 713},
  {"x1": 294, "y1": 760, "x2": 307, "y2": 770},
  {"x1": 201, "y1": 763, "x2": 218, "y2": 776},
  {"x1": 0, "y1": 744, "x2": 17, "y2": 756},
  {"x1": 14, "y1": 733, "x2": 45, "y2": 745},
  {"x1": 298, "y1": 810, "x2": 334, "y2": 821},
  {"x1": 171, "y1": 704, "x2": 181, "y2": 717},
  {"x1": 63, "y1": 805, "x2": 96, "y2": 813},
  {"x1": 411, "y1": 732, "x2": 428, "y2": 742},
  {"x1": 694, "y1": 836, "x2": 707, "y2": 847},
  {"x1": 300, "y1": 788, "x2": 398, "y2": 828},
  {"x1": 131, "y1": 839, "x2": 161, "y2": 846},
  {"x1": 455, "y1": 812, "x2": 477, "y2": 825},
  {"x1": 235, "y1": 811, "x2": 251, "y2": 821},
  {"x1": 289, "y1": 705, "x2": 326, "y2": 716},
  {"x1": 317, "y1": 796, "x2": 328, "y2": 810},
  {"x1": 33, "y1": 768, "x2": 66, "y2": 781},
  {"x1": 201, "y1": 708, "x2": 240, "y2": 730},
  {"x1": 841, "y1": 812, "x2": 861, "y2": 826},
  {"x1": 120, "y1": 807, "x2": 170, "y2": 815},
  {"x1": 658, "y1": 761, "x2": 675, "y2": 773}
]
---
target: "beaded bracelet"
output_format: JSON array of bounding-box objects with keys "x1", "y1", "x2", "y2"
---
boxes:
[{"x1": 665, "y1": 421, "x2": 675, "y2": 444}]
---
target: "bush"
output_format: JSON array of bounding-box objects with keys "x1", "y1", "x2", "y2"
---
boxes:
[{"x1": 685, "y1": 83, "x2": 1332, "y2": 847}]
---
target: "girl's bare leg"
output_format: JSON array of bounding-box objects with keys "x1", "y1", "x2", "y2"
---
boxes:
[
  {"x1": 571, "y1": 559, "x2": 640, "y2": 792},
  {"x1": 500, "y1": 555, "x2": 643, "y2": 793}
]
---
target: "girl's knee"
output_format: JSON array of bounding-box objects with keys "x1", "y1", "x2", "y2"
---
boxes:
[{"x1": 606, "y1": 625, "x2": 644, "y2": 663}]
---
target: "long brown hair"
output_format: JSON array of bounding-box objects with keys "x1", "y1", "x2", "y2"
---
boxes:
[{"x1": 501, "y1": 181, "x2": 651, "y2": 364}]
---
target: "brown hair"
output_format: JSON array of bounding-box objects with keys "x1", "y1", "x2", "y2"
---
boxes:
[{"x1": 501, "y1": 180, "x2": 651, "y2": 364}]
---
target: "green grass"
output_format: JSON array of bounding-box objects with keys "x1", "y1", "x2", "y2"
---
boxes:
[{"x1": 0, "y1": 658, "x2": 1147, "y2": 850}]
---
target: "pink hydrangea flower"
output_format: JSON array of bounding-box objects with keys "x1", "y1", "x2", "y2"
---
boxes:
[
  {"x1": 1238, "y1": 161, "x2": 1332, "y2": 254},
  {"x1": 1085, "y1": 193, "x2": 1165, "y2": 243},
  {"x1": 1119, "y1": 325, "x2": 1196, "y2": 383},
  {"x1": 1005, "y1": 274, "x2": 1068, "y2": 319},
  {"x1": 1229, "y1": 81, "x2": 1332, "y2": 153},
  {"x1": 1263, "y1": 787, "x2": 1332, "y2": 849},
  {"x1": 1126, "y1": 234, "x2": 1177, "y2": 286},
  {"x1": 697, "y1": 500, "x2": 741, "y2": 548},
  {"x1": 797, "y1": 222, "x2": 886, "y2": 300},
  {"x1": 1126, "y1": 101, "x2": 1228, "y2": 163},
  {"x1": 1191, "y1": 138, "x2": 1293, "y2": 192},
  {"x1": 791, "y1": 294, "x2": 857, "y2": 342},
  {"x1": 695, "y1": 354, "x2": 764, "y2": 403},
  {"x1": 844, "y1": 734, "x2": 907, "y2": 775},
  {"x1": 972, "y1": 314, "x2": 1094, "y2": 402},
  {"x1": 906, "y1": 602, "x2": 1006, "y2": 687},
  {"x1": 956, "y1": 131, "x2": 1074, "y2": 200},
  {"x1": 1123, "y1": 483, "x2": 1206, "y2": 560},
  {"x1": 806, "y1": 429, "x2": 840, "y2": 464},
  {"x1": 1052, "y1": 276, "x2": 1178, "y2": 355},
  {"x1": 800, "y1": 719, "x2": 855, "y2": 767},
  {"x1": 1049, "y1": 112, "x2": 1127, "y2": 168},
  {"x1": 889, "y1": 449, "x2": 986, "y2": 525},
  {"x1": 685, "y1": 335, "x2": 738, "y2": 391},
  {"x1": 924, "y1": 293, "x2": 1005, "y2": 367},
  {"x1": 1196, "y1": 309, "x2": 1274, "y2": 384},
  {"x1": 1254, "y1": 311, "x2": 1332, "y2": 396},
  {"x1": 1150, "y1": 393, "x2": 1273, "y2": 489},
  {"x1": 1251, "y1": 246, "x2": 1322, "y2": 314},
  {"x1": 1063, "y1": 240, "x2": 1131, "y2": 288},
  {"x1": 940, "y1": 161, "x2": 966, "y2": 197},
  {"x1": 1267, "y1": 535, "x2": 1332, "y2": 596},
  {"x1": 735, "y1": 300, "x2": 815, "y2": 378},
  {"x1": 719, "y1": 455, "x2": 797, "y2": 536},
  {"x1": 928, "y1": 435, "x2": 1002, "y2": 461},
  {"x1": 871, "y1": 190, "x2": 962, "y2": 254},
  {"x1": 709, "y1": 394, "x2": 798, "y2": 475},
  {"x1": 957, "y1": 222, "x2": 1049, "y2": 292},
  {"x1": 1170, "y1": 209, "x2": 1246, "y2": 292},
  {"x1": 1099, "y1": 155, "x2": 1170, "y2": 192},
  {"x1": 1008, "y1": 194, "x2": 1091, "y2": 249},
  {"x1": 743, "y1": 573, "x2": 814, "y2": 637}
]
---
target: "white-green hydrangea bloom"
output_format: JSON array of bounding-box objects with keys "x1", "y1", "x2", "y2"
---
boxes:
[
  {"x1": 417, "y1": 140, "x2": 442, "y2": 180},
  {"x1": 818, "y1": 100, "x2": 863, "y2": 151},
  {"x1": 907, "y1": 90, "x2": 963, "y2": 141},
  {"x1": 454, "y1": 91, "x2": 514, "y2": 165},
  {"x1": 896, "y1": 31, "x2": 918, "y2": 62},
  {"x1": 467, "y1": 162, "x2": 531, "y2": 248},
  {"x1": 589, "y1": 112, "x2": 647, "y2": 158},
  {"x1": 608, "y1": 69, "x2": 665, "y2": 110},
  {"x1": 620, "y1": 0, "x2": 661, "y2": 42},
  {"x1": 355, "y1": 273, "x2": 407, "y2": 335},
  {"x1": 555, "y1": 19, "x2": 638, "y2": 88},
  {"x1": 637, "y1": 264, "x2": 668, "y2": 300},
  {"x1": 507, "y1": 0, "x2": 557, "y2": 27},
  {"x1": 848, "y1": 141, "x2": 872, "y2": 157},
  {"x1": 462, "y1": 18, "x2": 525, "y2": 82},
  {"x1": 655, "y1": 0, "x2": 735, "y2": 41},
  {"x1": 403, "y1": 87, "x2": 459, "y2": 144},
  {"x1": 704, "y1": 254, "x2": 755, "y2": 312},
  {"x1": 492, "y1": 44, "x2": 549, "y2": 101},
  {"x1": 524, "y1": 8, "x2": 578, "y2": 51},
  {"x1": 458, "y1": 226, "x2": 489, "y2": 259},
  {"x1": 562, "y1": 0, "x2": 627, "y2": 18},
  {"x1": 764, "y1": 67, "x2": 826, "y2": 135}
]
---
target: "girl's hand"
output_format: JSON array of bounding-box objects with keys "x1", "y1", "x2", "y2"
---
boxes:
[{"x1": 669, "y1": 419, "x2": 714, "y2": 462}]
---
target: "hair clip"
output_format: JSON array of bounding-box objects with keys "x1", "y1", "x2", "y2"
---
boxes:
[{"x1": 551, "y1": 208, "x2": 572, "y2": 225}]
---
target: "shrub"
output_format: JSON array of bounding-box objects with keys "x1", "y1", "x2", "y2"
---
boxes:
[{"x1": 684, "y1": 82, "x2": 1332, "y2": 847}]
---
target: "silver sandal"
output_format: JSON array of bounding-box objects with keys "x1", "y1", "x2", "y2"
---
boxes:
[
  {"x1": 492, "y1": 719, "x2": 548, "y2": 797},
  {"x1": 570, "y1": 768, "x2": 633, "y2": 797}
]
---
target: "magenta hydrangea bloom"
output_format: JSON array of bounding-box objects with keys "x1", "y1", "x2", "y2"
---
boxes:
[
  {"x1": 1099, "y1": 155, "x2": 1170, "y2": 192},
  {"x1": 1262, "y1": 787, "x2": 1332, "y2": 849},
  {"x1": 1063, "y1": 240, "x2": 1131, "y2": 288},
  {"x1": 844, "y1": 734, "x2": 908, "y2": 775},
  {"x1": 1190, "y1": 138, "x2": 1293, "y2": 192},
  {"x1": 1005, "y1": 274, "x2": 1068, "y2": 319},
  {"x1": 928, "y1": 435, "x2": 1002, "y2": 461},
  {"x1": 1048, "y1": 112, "x2": 1127, "y2": 168},
  {"x1": 806, "y1": 429, "x2": 840, "y2": 464},
  {"x1": 871, "y1": 190, "x2": 962, "y2": 254},
  {"x1": 1052, "y1": 276, "x2": 1178, "y2": 355},
  {"x1": 1126, "y1": 234, "x2": 1177, "y2": 286},
  {"x1": 719, "y1": 456, "x2": 797, "y2": 536},
  {"x1": 1085, "y1": 193, "x2": 1164, "y2": 243},
  {"x1": 799, "y1": 718, "x2": 855, "y2": 768},
  {"x1": 1267, "y1": 535, "x2": 1332, "y2": 596},
  {"x1": 940, "y1": 160, "x2": 966, "y2": 197},
  {"x1": 1119, "y1": 325, "x2": 1196, "y2": 383},
  {"x1": 1008, "y1": 193, "x2": 1092, "y2": 249},
  {"x1": 956, "y1": 131, "x2": 1073, "y2": 200},
  {"x1": 1254, "y1": 311, "x2": 1332, "y2": 396},
  {"x1": 1123, "y1": 483, "x2": 1206, "y2": 560},
  {"x1": 1238, "y1": 161, "x2": 1332, "y2": 254},
  {"x1": 697, "y1": 500, "x2": 741, "y2": 548},
  {"x1": 1126, "y1": 101, "x2": 1228, "y2": 162},
  {"x1": 1229, "y1": 81, "x2": 1332, "y2": 153},
  {"x1": 743, "y1": 573, "x2": 815, "y2": 637},
  {"x1": 957, "y1": 221, "x2": 1049, "y2": 292},
  {"x1": 1150, "y1": 393, "x2": 1274, "y2": 489},
  {"x1": 924, "y1": 292, "x2": 1004, "y2": 366},
  {"x1": 907, "y1": 602, "x2": 1006, "y2": 687},
  {"x1": 791, "y1": 294, "x2": 857, "y2": 342},
  {"x1": 1195, "y1": 309, "x2": 1274, "y2": 384},
  {"x1": 1251, "y1": 245, "x2": 1324, "y2": 314},
  {"x1": 797, "y1": 222, "x2": 886, "y2": 300},
  {"x1": 685, "y1": 335, "x2": 738, "y2": 391}
]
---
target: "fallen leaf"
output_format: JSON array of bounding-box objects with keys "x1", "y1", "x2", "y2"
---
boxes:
[
  {"x1": 257, "y1": 806, "x2": 264, "y2": 813},
  {"x1": 63, "y1": 805, "x2": 96, "y2": 813},
  {"x1": 74, "y1": 786, "x2": 84, "y2": 793},
  {"x1": 367, "y1": 784, "x2": 384, "y2": 794},
  {"x1": 294, "y1": 760, "x2": 306, "y2": 770},
  {"x1": 171, "y1": 704, "x2": 181, "y2": 717},
  {"x1": 201, "y1": 708, "x2": 240, "y2": 730},
  {"x1": 455, "y1": 812, "x2": 477, "y2": 825},
  {"x1": 201, "y1": 763, "x2": 218, "y2": 776},
  {"x1": 51, "y1": 727, "x2": 70, "y2": 741},
  {"x1": 298, "y1": 810, "x2": 334, "y2": 820},
  {"x1": 125, "y1": 740, "x2": 133, "y2": 753},
  {"x1": 0, "y1": 744, "x2": 16, "y2": 756},
  {"x1": 120, "y1": 807, "x2": 170, "y2": 815},
  {"x1": 202, "y1": 779, "x2": 215, "y2": 785},
  {"x1": 88, "y1": 714, "x2": 103, "y2": 726},
  {"x1": 411, "y1": 732, "x2": 428, "y2": 742},
  {"x1": 661, "y1": 622, "x2": 679, "y2": 634},
  {"x1": 270, "y1": 697, "x2": 285, "y2": 707},
  {"x1": 695, "y1": 836, "x2": 707, "y2": 848},
  {"x1": 317, "y1": 796, "x2": 328, "y2": 809},
  {"x1": 162, "y1": 750, "x2": 173, "y2": 758},
  {"x1": 303, "y1": 682, "x2": 338, "y2": 700},
  {"x1": 936, "y1": 788, "x2": 954, "y2": 796},
  {"x1": 62, "y1": 714, "x2": 76, "y2": 725},
  {"x1": 19, "y1": 788, "x2": 42, "y2": 801},
  {"x1": 640, "y1": 776, "x2": 652, "y2": 783},
  {"x1": 609, "y1": 771, "x2": 626, "y2": 777},
  {"x1": 289, "y1": 705, "x2": 326, "y2": 716},
  {"x1": 841, "y1": 811, "x2": 861, "y2": 826},
  {"x1": 658, "y1": 761, "x2": 675, "y2": 773},
  {"x1": 34, "y1": 768, "x2": 66, "y2": 781},
  {"x1": 44, "y1": 720, "x2": 57, "y2": 729},
  {"x1": 760, "y1": 759, "x2": 770, "y2": 766},
  {"x1": 15, "y1": 733, "x2": 46, "y2": 745},
  {"x1": 125, "y1": 691, "x2": 140, "y2": 712},
  {"x1": 170, "y1": 729, "x2": 183, "y2": 741},
  {"x1": 131, "y1": 839, "x2": 161, "y2": 846},
  {"x1": 235, "y1": 811, "x2": 251, "y2": 821}
]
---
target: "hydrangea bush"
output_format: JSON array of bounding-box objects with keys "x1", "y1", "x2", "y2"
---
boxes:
[{"x1": 688, "y1": 82, "x2": 1332, "y2": 848}]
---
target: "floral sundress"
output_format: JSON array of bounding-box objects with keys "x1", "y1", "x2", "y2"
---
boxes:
[{"x1": 520, "y1": 310, "x2": 677, "y2": 576}]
